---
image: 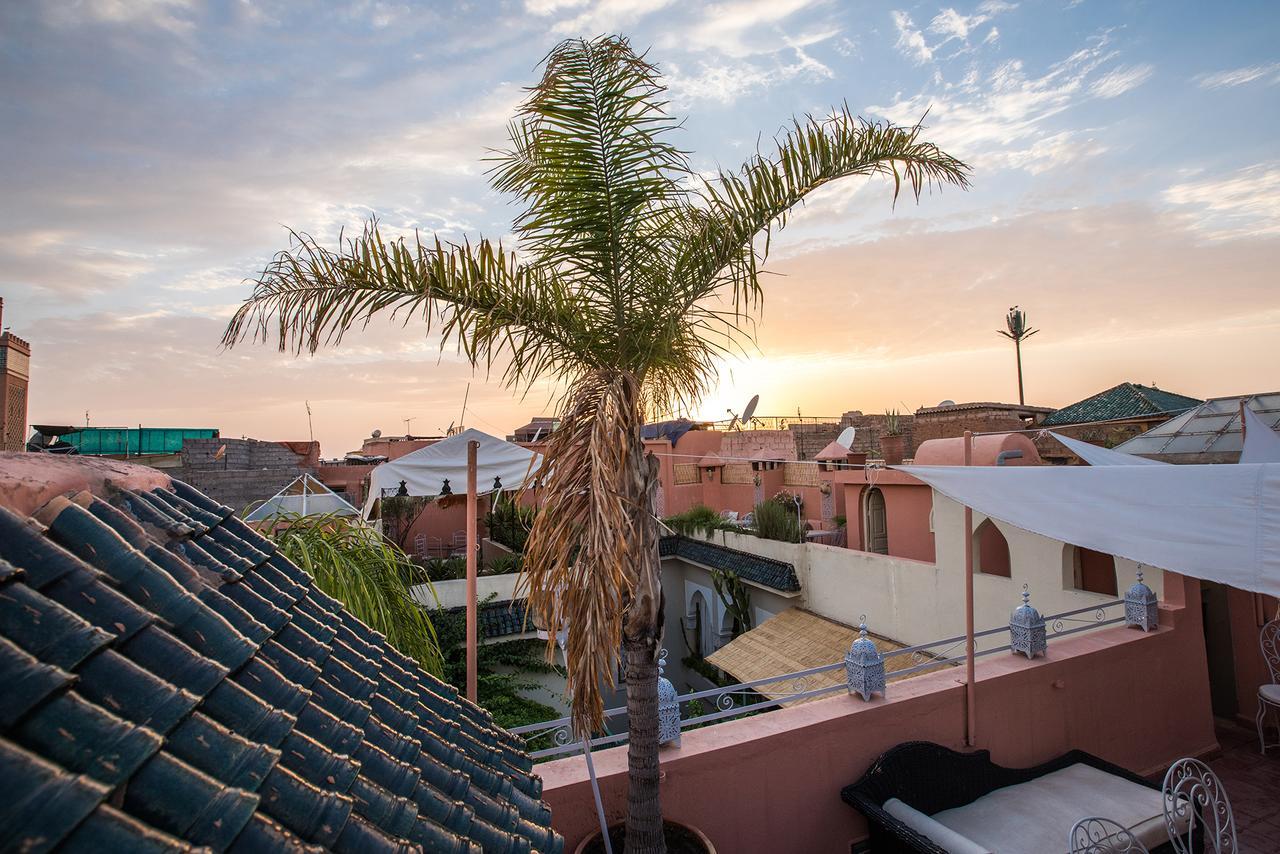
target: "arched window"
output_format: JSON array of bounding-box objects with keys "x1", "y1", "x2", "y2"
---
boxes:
[
  {"x1": 973, "y1": 519, "x2": 1011, "y2": 577},
  {"x1": 1063, "y1": 545, "x2": 1118, "y2": 595},
  {"x1": 864, "y1": 487, "x2": 888, "y2": 554}
]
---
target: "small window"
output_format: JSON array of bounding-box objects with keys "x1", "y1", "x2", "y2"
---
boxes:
[
  {"x1": 1068, "y1": 546, "x2": 1118, "y2": 596},
  {"x1": 973, "y1": 519, "x2": 1011, "y2": 577}
]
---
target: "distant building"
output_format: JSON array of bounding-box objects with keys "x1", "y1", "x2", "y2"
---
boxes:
[
  {"x1": 178, "y1": 437, "x2": 318, "y2": 513},
  {"x1": 1036, "y1": 382, "x2": 1202, "y2": 464},
  {"x1": 509, "y1": 416, "x2": 559, "y2": 443},
  {"x1": 911, "y1": 401, "x2": 1053, "y2": 448},
  {"x1": 0, "y1": 299, "x2": 31, "y2": 453}
]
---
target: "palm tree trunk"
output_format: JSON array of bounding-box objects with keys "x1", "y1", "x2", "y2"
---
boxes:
[
  {"x1": 623, "y1": 451, "x2": 666, "y2": 854},
  {"x1": 1014, "y1": 339, "x2": 1025, "y2": 406}
]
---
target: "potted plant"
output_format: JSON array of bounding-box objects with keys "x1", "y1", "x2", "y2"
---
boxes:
[
  {"x1": 576, "y1": 822, "x2": 716, "y2": 854},
  {"x1": 880, "y1": 409, "x2": 907, "y2": 466}
]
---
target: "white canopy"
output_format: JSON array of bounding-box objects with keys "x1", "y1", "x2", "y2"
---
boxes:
[
  {"x1": 245, "y1": 473, "x2": 359, "y2": 522},
  {"x1": 361, "y1": 428, "x2": 541, "y2": 516},
  {"x1": 898, "y1": 463, "x2": 1280, "y2": 597},
  {"x1": 1241, "y1": 405, "x2": 1280, "y2": 464},
  {"x1": 1048, "y1": 432, "x2": 1167, "y2": 466}
]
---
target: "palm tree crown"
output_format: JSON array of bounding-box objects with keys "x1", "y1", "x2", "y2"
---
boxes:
[{"x1": 224, "y1": 35, "x2": 968, "y2": 852}]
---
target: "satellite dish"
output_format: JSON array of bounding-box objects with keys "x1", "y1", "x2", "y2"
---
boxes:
[
  {"x1": 372, "y1": 429, "x2": 382, "y2": 438},
  {"x1": 837, "y1": 426, "x2": 856, "y2": 449},
  {"x1": 938, "y1": 400, "x2": 956, "y2": 407},
  {"x1": 742, "y1": 394, "x2": 759, "y2": 425}
]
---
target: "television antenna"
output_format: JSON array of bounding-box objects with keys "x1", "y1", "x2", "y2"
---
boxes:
[
  {"x1": 403, "y1": 417, "x2": 415, "y2": 436},
  {"x1": 836, "y1": 426, "x2": 856, "y2": 449}
]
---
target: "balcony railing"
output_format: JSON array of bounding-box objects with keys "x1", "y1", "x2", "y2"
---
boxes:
[{"x1": 510, "y1": 597, "x2": 1130, "y2": 761}]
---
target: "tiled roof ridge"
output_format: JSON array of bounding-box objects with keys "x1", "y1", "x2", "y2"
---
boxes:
[
  {"x1": 659, "y1": 535, "x2": 801, "y2": 592},
  {"x1": 0, "y1": 461, "x2": 563, "y2": 854},
  {"x1": 1041, "y1": 382, "x2": 1203, "y2": 427}
]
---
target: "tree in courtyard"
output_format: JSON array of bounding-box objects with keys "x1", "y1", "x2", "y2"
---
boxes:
[
  {"x1": 223, "y1": 36, "x2": 968, "y2": 853},
  {"x1": 998, "y1": 305, "x2": 1039, "y2": 405}
]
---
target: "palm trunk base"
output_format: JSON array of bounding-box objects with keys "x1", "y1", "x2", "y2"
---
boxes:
[{"x1": 623, "y1": 634, "x2": 666, "y2": 854}]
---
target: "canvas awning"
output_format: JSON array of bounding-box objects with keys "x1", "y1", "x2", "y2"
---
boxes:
[
  {"x1": 245, "y1": 473, "x2": 359, "y2": 522},
  {"x1": 898, "y1": 463, "x2": 1280, "y2": 597},
  {"x1": 705, "y1": 609, "x2": 941, "y2": 705},
  {"x1": 361, "y1": 428, "x2": 540, "y2": 516},
  {"x1": 1241, "y1": 405, "x2": 1280, "y2": 464},
  {"x1": 1048, "y1": 432, "x2": 1167, "y2": 466}
]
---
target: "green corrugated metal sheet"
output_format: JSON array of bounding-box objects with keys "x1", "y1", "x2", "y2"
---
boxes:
[{"x1": 59, "y1": 427, "x2": 218, "y2": 456}]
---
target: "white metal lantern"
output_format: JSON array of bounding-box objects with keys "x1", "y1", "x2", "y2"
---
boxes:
[
  {"x1": 657, "y1": 653, "x2": 681, "y2": 746},
  {"x1": 845, "y1": 617, "x2": 886, "y2": 701},
  {"x1": 1124, "y1": 566, "x2": 1159, "y2": 632},
  {"x1": 1010, "y1": 585, "x2": 1047, "y2": 659}
]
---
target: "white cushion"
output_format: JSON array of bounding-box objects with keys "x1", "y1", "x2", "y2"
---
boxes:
[
  {"x1": 1259, "y1": 683, "x2": 1280, "y2": 703},
  {"x1": 883, "y1": 798, "x2": 993, "y2": 854},
  {"x1": 930, "y1": 763, "x2": 1185, "y2": 853}
]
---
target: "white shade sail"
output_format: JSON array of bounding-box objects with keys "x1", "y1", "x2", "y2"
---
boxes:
[
  {"x1": 245, "y1": 473, "x2": 359, "y2": 522},
  {"x1": 898, "y1": 463, "x2": 1280, "y2": 597},
  {"x1": 361, "y1": 428, "x2": 541, "y2": 516},
  {"x1": 1048, "y1": 432, "x2": 1167, "y2": 466},
  {"x1": 1241, "y1": 405, "x2": 1280, "y2": 464}
]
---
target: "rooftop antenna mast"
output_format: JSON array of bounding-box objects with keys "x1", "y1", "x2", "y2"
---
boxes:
[
  {"x1": 305, "y1": 401, "x2": 314, "y2": 444},
  {"x1": 458, "y1": 382, "x2": 471, "y2": 434},
  {"x1": 403, "y1": 417, "x2": 415, "y2": 437}
]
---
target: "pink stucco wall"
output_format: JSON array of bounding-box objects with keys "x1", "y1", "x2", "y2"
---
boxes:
[
  {"x1": 539, "y1": 576, "x2": 1216, "y2": 853},
  {"x1": 836, "y1": 469, "x2": 937, "y2": 562}
]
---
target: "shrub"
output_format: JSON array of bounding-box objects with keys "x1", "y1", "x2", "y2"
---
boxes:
[
  {"x1": 752, "y1": 499, "x2": 803, "y2": 543},
  {"x1": 486, "y1": 553, "x2": 524, "y2": 576},
  {"x1": 663, "y1": 503, "x2": 737, "y2": 538},
  {"x1": 420, "y1": 556, "x2": 467, "y2": 582},
  {"x1": 485, "y1": 494, "x2": 535, "y2": 553}
]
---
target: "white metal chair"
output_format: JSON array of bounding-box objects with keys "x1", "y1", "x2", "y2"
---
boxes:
[
  {"x1": 426, "y1": 535, "x2": 443, "y2": 558},
  {"x1": 450, "y1": 530, "x2": 467, "y2": 556},
  {"x1": 1068, "y1": 817, "x2": 1149, "y2": 854},
  {"x1": 1161, "y1": 758, "x2": 1236, "y2": 854},
  {"x1": 1258, "y1": 618, "x2": 1280, "y2": 755},
  {"x1": 413, "y1": 533, "x2": 427, "y2": 558}
]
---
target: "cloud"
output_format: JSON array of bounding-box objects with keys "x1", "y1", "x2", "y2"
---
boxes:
[
  {"x1": 666, "y1": 46, "x2": 833, "y2": 105},
  {"x1": 893, "y1": 2, "x2": 1016, "y2": 64},
  {"x1": 679, "y1": 0, "x2": 830, "y2": 57},
  {"x1": 1163, "y1": 162, "x2": 1280, "y2": 239},
  {"x1": 869, "y1": 33, "x2": 1134, "y2": 174},
  {"x1": 1194, "y1": 62, "x2": 1280, "y2": 90},
  {"x1": 549, "y1": 0, "x2": 677, "y2": 36},
  {"x1": 892, "y1": 11, "x2": 933, "y2": 64},
  {"x1": 1088, "y1": 63, "x2": 1153, "y2": 98}
]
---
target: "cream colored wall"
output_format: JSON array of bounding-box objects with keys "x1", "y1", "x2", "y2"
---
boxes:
[
  {"x1": 412, "y1": 572, "x2": 521, "y2": 609},
  {"x1": 708, "y1": 493, "x2": 1163, "y2": 650}
]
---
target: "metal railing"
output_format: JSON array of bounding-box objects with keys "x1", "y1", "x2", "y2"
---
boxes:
[{"x1": 509, "y1": 598, "x2": 1128, "y2": 761}]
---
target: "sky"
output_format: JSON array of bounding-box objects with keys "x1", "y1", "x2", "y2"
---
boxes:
[{"x1": 2, "y1": 0, "x2": 1278, "y2": 456}]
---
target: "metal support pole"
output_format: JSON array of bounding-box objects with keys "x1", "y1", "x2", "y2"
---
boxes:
[
  {"x1": 963, "y1": 430, "x2": 976, "y2": 747},
  {"x1": 466, "y1": 439, "x2": 479, "y2": 703}
]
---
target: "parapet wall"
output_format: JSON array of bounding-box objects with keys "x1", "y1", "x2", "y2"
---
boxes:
[{"x1": 539, "y1": 576, "x2": 1216, "y2": 853}]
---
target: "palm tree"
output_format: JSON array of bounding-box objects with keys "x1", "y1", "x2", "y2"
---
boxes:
[
  {"x1": 997, "y1": 305, "x2": 1039, "y2": 405},
  {"x1": 223, "y1": 36, "x2": 968, "y2": 853}
]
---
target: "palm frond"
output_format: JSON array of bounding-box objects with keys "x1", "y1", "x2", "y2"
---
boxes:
[
  {"x1": 265, "y1": 512, "x2": 443, "y2": 675},
  {"x1": 222, "y1": 221, "x2": 595, "y2": 390},
  {"x1": 677, "y1": 105, "x2": 972, "y2": 313},
  {"x1": 489, "y1": 36, "x2": 691, "y2": 320}
]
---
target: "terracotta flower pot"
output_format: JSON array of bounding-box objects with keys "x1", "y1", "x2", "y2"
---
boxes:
[
  {"x1": 574, "y1": 821, "x2": 716, "y2": 854},
  {"x1": 844, "y1": 452, "x2": 869, "y2": 468},
  {"x1": 880, "y1": 434, "x2": 906, "y2": 466}
]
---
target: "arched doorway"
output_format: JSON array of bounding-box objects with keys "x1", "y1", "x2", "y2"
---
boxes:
[
  {"x1": 864, "y1": 487, "x2": 888, "y2": 554},
  {"x1": 687, "y1": 591, "x2": 707, "y2": 658},
  {"x1": 973, "y1": 519, "x2": 1011, "y2": 577}
]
